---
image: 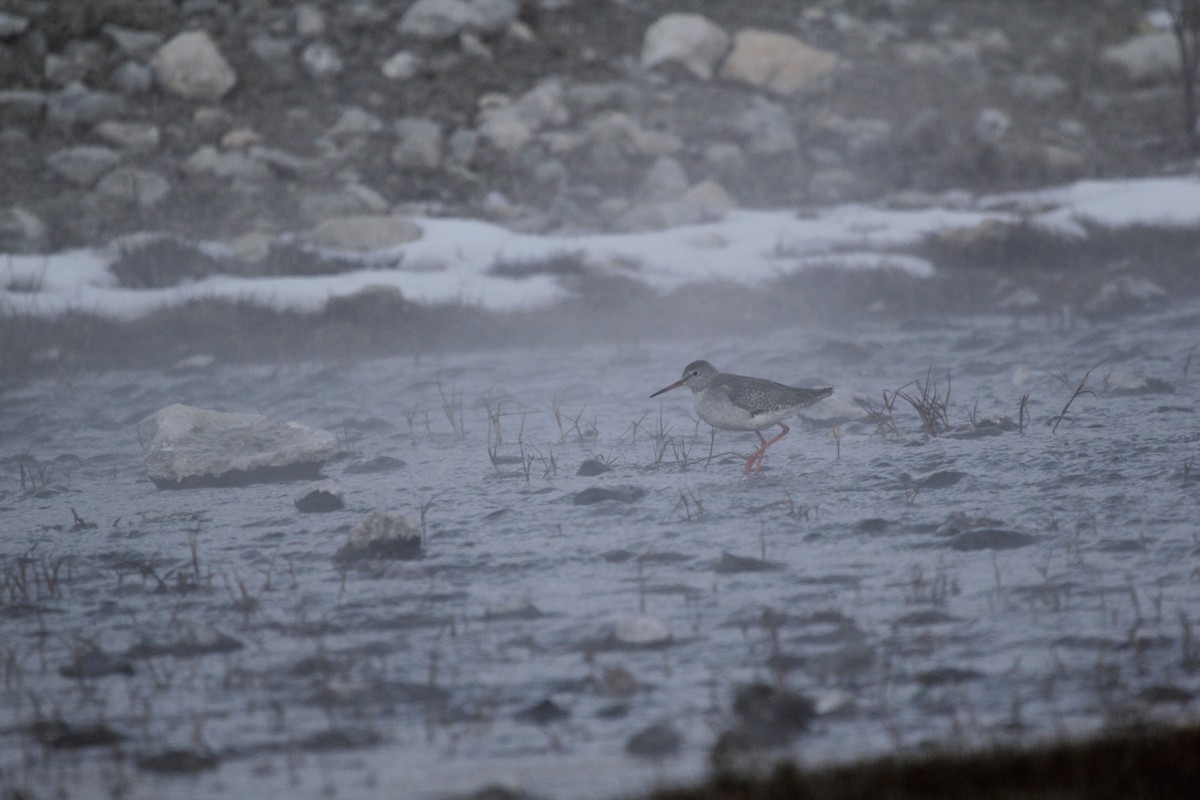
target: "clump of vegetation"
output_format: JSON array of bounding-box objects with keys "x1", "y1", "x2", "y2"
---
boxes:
[{"x1": 108, "y1": 237, "x2": 229, "y2": 289}]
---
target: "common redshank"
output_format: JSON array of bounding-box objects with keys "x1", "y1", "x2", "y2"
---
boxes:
[{"x1": 650, "y1": 360, "x2": 832, "y2": 475}]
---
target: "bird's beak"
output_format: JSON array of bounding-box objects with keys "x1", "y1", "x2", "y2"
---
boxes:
[{"x1": 650, "y1": 377, "x2": 687, "y2": 398}]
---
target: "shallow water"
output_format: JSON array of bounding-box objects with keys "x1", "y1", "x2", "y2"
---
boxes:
[{"x1": 2, "y1": 302, "x2": 1199, "y2": 799}]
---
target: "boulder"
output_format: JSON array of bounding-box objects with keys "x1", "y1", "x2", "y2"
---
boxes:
[
  {"x1": 93, "y1": 120, "x2": 161, "y2": 152},
  {"x1": 391, "y1": 117, "x2": 443, "y2": 168},
  {"x1": 46, "y1": 82, "x2": 126, "y2": 128},
  {"x1": 151, "y1": 31, "x2": 238, "y2": 101},
  {"x1": 334, "y1": 512, "x2": 423, "y2": 562},
  {"x1": 720, "y1": 29, "x2": 837, "y2": 96},
  {"x1": 1101, "y1": 32, "x2": 1178, "y2": 84},
  {"x1": 94, "y1": 168, "x2": 171, "y2": 208},
  {"x1": 641, "y1": 13, "x2": 730, "y2": 80},
  {"x1": 137, "y1": 404, "x2": 338, "y2": 489}
]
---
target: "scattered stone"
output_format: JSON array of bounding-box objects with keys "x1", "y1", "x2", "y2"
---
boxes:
[
  {"x1": 946, "y1": 529, "x2": 1039, "y2": 551},
  {"x1": 46, "y1": 82, "x2": 126, "y2": 128},
  {"x1": 137, "y1": 404, "x2": 339, "y2": 489},
  {"x1": 0, "y1": 207, "x2": 47, "y2": 253},
  {"x1": 585, "y1": 111, "x2": 683, "y2": 157},
  {"x1": 974, "y1": 108, "x2": 1011, "y2": 143},
  {"x1": 295, "y1": 3, "x2": 327, "y2": 38},
  {"x1": 916, "y1": 666, "x2": 984, "y2": 687},
  {"x1": 1084, "y1": 276, "x2": 1167, "y2": 315},
  {"x1": 334, "y1": 511, "x2": 423, "y2": 563},
  {"x1": 301, "y1": 41, "x2": 344, "y2": 78},
  {"x1": 128, "y1": 620, "x2": 244, "y2": 658},
  {"x1": 137, "y1": 748, "x2": 219, "y2": 774},
  {"x1": 46, "y1": 146, "x2": 121, "y2": 187},
  {"x1": 641, "y1": 13, "x2": 730, "y2": 80},
  {"x1": 392, "y1": 117, "x2": 444, "y2": 169},
  {"x1": 103, "y1": 23, "x2": 163, "y2": 55},
  {"x1": 575, "y1": 458, "x2": 613, "y2": 476},
  {"x1": 295, "y1": 481, "x2": 345, "y2": 513},
  {"x1": 95, "y1": 168, "x2": 171, "y2": 208},
  {"x1": 572, "y1": 485, "x2": 645, "y2": 505},
  {"x1": 94, "y1": 120, "x2": 161, "y2": 151},
  {"x1": 381, "y1": 50, "x2": 421, "y2": 80},
  {"x1": 637, "y1": 156, "x2": 690, "y2": 202},
  {"x1": 720, "y1": 29, "x2": 837, "y2": 96},
  {"x1": 1105, "y1": 373, "x2": 1174, "y2": 396},
  {"x1": 515, "y1": 698, "x2": 570, "y2": 724},
  {"x1": 397, "y1": 0, "x2": 519, "y2": 40},
  {"x1": 625, "y1": 721, "x2": 683, "y2": 757},
  {"x1": 35, "y1": 722, "x2": 125, "y2": 749},
  {"x1": 0, "y1": 89, "x2": 46, "y2": 122},
  {"x1": 731, "y1": 96, "x2": 798, "y2": 155},
  {"x1": 613, "y1": 616, "x2": 671, "y2": 647},
  {"x1": 308, "y1": 215, "x2": 423, "y2": 250},
  {"x1": 1101, "y1": 32, "x2": 1178, "y2": 83},
  {"x1": 714, "y1": 551, "x2": 780, "y2": 573},
  {"x1": 60, "y1": 647, "x2": 135, "y2": 679},
  {"x1": 327, "y1": 107, "x2": 386, "y2": 138},
  {"x1": 151, "y1": 31, "x2": 237, "y2": 101},
  {"x1": 184, "y1": 145, "x2": 272, "y2": 182},
  {"x1": 0, "y1": 12, "x2": 30, "y2": 39},
  {"x1": 110, "y1": 60, "x2": 155, "y2": 93}
]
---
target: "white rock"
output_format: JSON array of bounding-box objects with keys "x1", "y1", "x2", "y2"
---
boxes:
[
  {"x1": 641, "y1": 13, "x2": 730, "y2": 80},
  {"x1": 381, "y1": 50, "x2": 421, "y2": 80},
  {"x1": 301, "y1": 41, "x2": 344, "y2": 78},
  {"x1": 308, "y1": 215, "x2": 423, "y2": 250},
  {"x1": 732, "y1": 96, "x2": 798, "y2": 155},
  {"x1": 335, "y1": 512, "x2": 422, "y2": 561},
  {"x1": 94, "y1": 168, "x2": 171, "y2": 208},
  {"x1": 1101, "y1": 32, "x2": 1178, "y2": 83},
  {"x1": 585, "y1": 111, "x2": 683, "y2": 156},
  {"x1": 295, "y1": 3, "x2": 327, "y2": 37},
  {"x1": 102, "y1": 24, "x2": 163, "y2": 55},
  {"x1": 614, "y1": 616, "x2": 671, "y2": 646},
  {"x1": 637, "y1": 156, "x2": 689, "y2": 202},
  {"x1": 392, "y1": 117, "x2": 443, "y2": 168},
  {"x1": 720, "y1": 29, "x2": 837, "y2": 96},
  {"x1": 137, "y1": 404, "x2": 339, "y2": 489},
  {"x1": 184, "y1": 145, "x2": 272, "y2": 182},
  {"x1": 151, "y1": 31, "x2": 237, "y2": 101}
]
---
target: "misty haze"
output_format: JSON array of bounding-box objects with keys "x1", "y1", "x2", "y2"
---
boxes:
[{"x1": 2, "y1": 2, "x2": 1199, "y2": 799}]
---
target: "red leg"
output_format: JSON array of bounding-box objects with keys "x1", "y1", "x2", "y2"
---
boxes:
[
  {"x1": 742, "y1": 430, "x2": 774, "y2": 475},
  {"x1": 747, "y1": 424, "x2": 790, "y2": 474}
]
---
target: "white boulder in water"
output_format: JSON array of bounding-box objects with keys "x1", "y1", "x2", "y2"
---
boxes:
[{"x1": 137, "y1": 403, "x2": 338, "y2": 489}]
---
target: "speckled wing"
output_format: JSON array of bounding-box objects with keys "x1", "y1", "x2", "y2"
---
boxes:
[{"x1": 724, "y1": 375, "x2": 832, "y2": 416}]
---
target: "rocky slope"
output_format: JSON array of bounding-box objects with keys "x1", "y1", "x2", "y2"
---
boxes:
[{"x1": 0, "y1": 0, "x2": 1195, "y2": 257}]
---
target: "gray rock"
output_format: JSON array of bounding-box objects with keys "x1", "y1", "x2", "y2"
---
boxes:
[
  {"x1": 95, "y1": 168, "x2": 171, "y2": 208},
  {"x1": 334, "y1": 512, "x2": 422, "y2": 562},
  {"x1": 0, "y1": 90, "x2": 46, "y2": 123},
  {"x1": 397, "y1": 0, "x2": 519, "y2": 40},
  {"x1": 637, "y1": 156, "x2": 689, "y2": 202},
  {"x1": 326, "y1": 107, "x2": 385, "y2": 138},
  {"x1": 295, "y1": 3, "x2": 327, "y2": 38},
  {"x1": 732, "y1": 96, "x2": 798, "y2": 155},
  {"x1": 46, "y1": 82, "x2": 126, "y2": 128},
  {"x1": 515, "y1": 78, "x2": 569, "y2": 130},
  {"x1": 1084, "y1": 275, "x2": 1167, "y2": 315},
  {"x1": 46, "y1": 145, "x2": 121, "y2": 187},
  {"x1": 94, "y1": 120, "x2": 160, "y2": 151},
  {"x1": 301, "y1": 41, "x2": 344, "y2": 78},
  {"x1": 445, "y1": 127, "x2": 480, "y2": 164},
  {"x1": 0, "y1": 12, "x2": 29, "y2": 39},
  {"x1": 103, "y1": 23, "x2": 163, "y2": 55},
  {"x1": 184, "y1": 146, "x2": 272, "y2": 182},
  {"x1": 585, "y1": 111, "x2": 683, "y2": 156},
  {"x1": 641, "y1": 13, "x2": 729, "y2": 80},
  {"x1": 703, "y1": 141, "x2": 748, "y2": 178},
  {"x1": 109, "y1": 60, "x2": 155, "y2": 94},
  {"x1": 974, "y1": 108, "x2": 1010, "y2": 143},
  {"x1": 573, "y1": 485, "x2": 646, "y2": 505},
  {"x1": 1010, "y1": 73, "x2": 1069, "y2": 101},
  {"x1": 137, "y1": 404, "x2": 339, "y2": 489},
  {"x1": 151, "y1": 31, "x2": 238, "y2": 101},
  {"x1": 381, "y1": 50, "x2": 421, "y2": 80},
  {"x1": 0, "y1": 207, "x2": 47, "y2": 253},
  {"x1": 625, "y1": 722, "x2": 683, "y2": 757},
  {"x1": 294, "y1": 480, "x2": 345, "y2": 513},
  {"x1": 391, "y1": 117, "x2": 443, "y2": 169}
]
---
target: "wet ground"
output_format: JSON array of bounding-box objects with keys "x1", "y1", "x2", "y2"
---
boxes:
[{"x1": 2, "y1": 300, "x2": 1199, "y2": 799}]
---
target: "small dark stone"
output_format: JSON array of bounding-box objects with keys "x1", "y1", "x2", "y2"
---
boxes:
[
  {"x1": 47, "y1": 723, "x2": 125, "y2": 749},
  {"x1": 60, "y1": 647, "x2": 135, "y2": 679},
  {"x1": 295, "y1": 487, "x2": 344, "y2": 512},
  {"x1": 625, "y1": 721, "x2": 683, "y2": 757},
  {"x1": 916, "y1": 666, "x2": 984, "y2": 687},
  {"x1": 515, "y1": 698, "x2": 570, "y2": 725},
  {"x1": 946, "y1": 529, "x2": 1039, "y2": 551},
  {"x1": 576, "y1": 458, "x2": 613, "y2": 476},
  {"x1": 714, "y1": 551, "x2": 780, "y2": 573},
  {"x1": 137, "y1": 748, "x2": 219, "y2": 774},
  {"x1": 572, "y1": 485, "x2": 645, "y2": 505},
  {"x1": 855, "y1": 518, "x2": 890, "y2": 533},
  {"x1": 921, "y1": 470, "x2": 966, "y2": 489}
]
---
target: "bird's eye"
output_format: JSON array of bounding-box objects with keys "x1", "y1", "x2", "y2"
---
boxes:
[{"x1": 690, "y1": 370, "x2": 699, "y2": 377}]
